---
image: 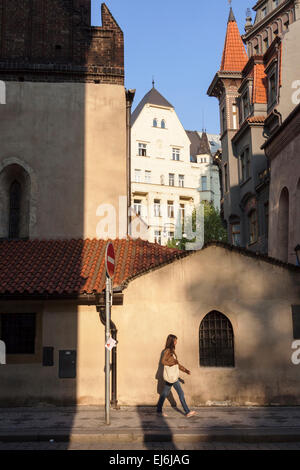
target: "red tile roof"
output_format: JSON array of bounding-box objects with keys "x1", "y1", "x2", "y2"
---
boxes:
[
  {"x1": 246, "y1": 115, "x2": 266, "y2": 124},
  {"x1": 0, "y1": 239, "x2": 185, "y2": 296},
  {"x1": 220, "y1": 15, "x2": 248, "y2": 72},
  {"x1": 253, "y1": 63, "x2": 267, "y2": 104}
]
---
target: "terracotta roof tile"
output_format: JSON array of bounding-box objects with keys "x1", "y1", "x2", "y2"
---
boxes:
[
  {"x1": 246, "y1": 115, "x2": 266, "y2": 124},
  {"x1": 253, "y1": 63, "x2": 267, "y2": 104},
  {"x1": 0, "y1": 239, "x2": 185, "y2": 296},
  {"x1": 220, "y1": 14, "x2": 248, "y2": 72}
]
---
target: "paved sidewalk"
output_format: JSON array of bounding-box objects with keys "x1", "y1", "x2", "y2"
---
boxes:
[{"x1": 0, "y1": 406, "x2": 300, "y2": 444}]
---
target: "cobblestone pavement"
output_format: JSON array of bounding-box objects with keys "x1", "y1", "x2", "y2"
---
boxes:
[{"x1": 0, "y1": 441, "x2": 300, "y2": 450}]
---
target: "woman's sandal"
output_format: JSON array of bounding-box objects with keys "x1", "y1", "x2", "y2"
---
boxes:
[{"x1": 186, "y1": 411, "x2": 196, "y2": 418}]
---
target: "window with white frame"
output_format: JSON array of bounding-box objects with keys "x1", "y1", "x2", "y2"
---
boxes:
[
  {"x1": 133, "y1": 199, "x2": 142, "y2": 216},
  {"x1": 201, "y1": 176, "x2": 208, "y2": 191},
  {"x1": 145, "y1": 170, "x2": 151, "y2": 183},
  {"x1": 167, "y1": 231, "x2": 174, "y2": 242},
  {"x1": 138, "y1": 143, "x2": 147, "y2": 156},
  {"x1": 153, "y1": 118, "x2": 158, "y2": 127},
  {"x1": 167, "y1": 201, "x2": 174, "y2": 219},
  {"x1": 154, "y1": 199, "x2": 161, "y2": 217},
  {"x1": 134, "y1": 169, "x2": 142, "y2": 182},
  {"x1": 169, "y1": 173, "x2": 175, "y2": 186},
  {"x1": 179, "y1": 175, "x2": 185, "y2": 187},
  {"x1": 154, "y1": 230, "x2": 161, "y2": 244},
  {"x1": 172, "y1": 148, "x2": 180, "y2": 161},
  {"x1": 161, "y1": 120, "x2": 166, "y2": 129},
  {"x1": 232, "y1": 103, "x2": 238, "y2": 129}
]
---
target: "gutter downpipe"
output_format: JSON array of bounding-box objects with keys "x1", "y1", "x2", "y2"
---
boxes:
[{"x1": 126, "y1": 89, "x2": 136, "y2": 237}]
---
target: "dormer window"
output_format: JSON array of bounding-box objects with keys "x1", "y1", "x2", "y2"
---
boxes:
[
  {"x1": 161, "y1": 120, "x2": 166, "y2": 129},
  {"x1": 153, "y1": 118, "x2": 158, "y2": 127}
]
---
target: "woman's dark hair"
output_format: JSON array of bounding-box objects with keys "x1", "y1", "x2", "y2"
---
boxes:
[{"x1": 165, "y1": 334, "x2": 177, "y2": 353}]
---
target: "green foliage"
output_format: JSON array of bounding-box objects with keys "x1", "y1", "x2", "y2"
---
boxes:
[{"x1": 168, "y1": 201, "x2": 227, "y2": 250}]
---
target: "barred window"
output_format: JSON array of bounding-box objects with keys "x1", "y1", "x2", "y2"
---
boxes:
[
  {"x1": 0, "y1": 313, "x2": 36, "y2": 354},
  {"x1": 199, "y1": 311, "x2": 234, "y2": 367},
  {"x1": 9, "y1": 180, "x2": 21, "y2": 239}
]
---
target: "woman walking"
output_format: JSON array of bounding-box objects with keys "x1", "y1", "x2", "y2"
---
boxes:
[{"x1": 157, "y1": 334, "x2": 196, "y2": 418}]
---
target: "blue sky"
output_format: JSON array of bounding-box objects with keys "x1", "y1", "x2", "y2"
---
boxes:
[{"x1": 91, "y1": 0, "x2": 253, "y2": 134}]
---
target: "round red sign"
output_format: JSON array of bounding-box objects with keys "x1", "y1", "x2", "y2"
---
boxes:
[{"x1": 105, "y1": 242, "x2": 115, "y2": 279}]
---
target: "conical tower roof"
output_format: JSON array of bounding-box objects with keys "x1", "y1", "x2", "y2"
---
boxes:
[{"x1": 220, "y1": 8, "x2": 248, "y2": 72}]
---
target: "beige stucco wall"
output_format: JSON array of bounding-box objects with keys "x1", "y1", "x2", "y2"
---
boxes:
[
  {"x1": 0, "y1": 81, "x2": 126, "y2": 239},
  {"x1": 115, "y1": 246, "x2": 300, "y2": 406},
  {"x1": 268, "y1": 131, "x2": 300, "y2": 264},
  {"x1": 278, "y1": 18, "x2": 300, "y2": 121},
  {"x1": 0, "y1": 246, "x2": 299, "y2": 406}
]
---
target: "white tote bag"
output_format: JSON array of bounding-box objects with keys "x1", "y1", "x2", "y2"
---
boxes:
[{"x1": 163, "y1": 364, "x2": 179, "y2": 384}]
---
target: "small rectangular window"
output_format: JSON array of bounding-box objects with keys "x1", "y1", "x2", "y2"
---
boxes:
[
  {"x1": 138, "y1": 143, "x2": 147, "y2": 156},
  {"x1": 224, "y1": 164, "x2": 229, "y2": 193},
  {"x1": 172, "y1": 148, "x2": 180, "y2": 161},
  {"x1": 169, "y1": 173, "x2": 175, "y2": 186},
  {"x1": 154, "y1": 199, "x2": 161, "y2": 217},
  {"x1": 179, "y1": 175, "x2": 185, "y2": 187},
  {"x1": 292, "y1": 306, "x2": 300, "y2": 339},
  {"x1": 249, "y1": 210, "x2": 258, "y2": 244},
  {"x1": 134, "y1": 199, "x2": 142, "y2": 216},
  {"x1": 134, "y1": 169, "x2": 142, "y2": 182},
  {"x1": 201, "y1": 176, "x2": 208, "y2": 191},
  {"x1": 154, "y1": 230, "x2": 161, "y2": 244},
  {"x1": 167, "y1": 201, "x2": 174, "y2": 218},
  {"x1": 145, "y1": 170, "x2": 151, "y2": 183},
  {"x1": 0, "y1": 313, "x2": 36, "y2": 354}
]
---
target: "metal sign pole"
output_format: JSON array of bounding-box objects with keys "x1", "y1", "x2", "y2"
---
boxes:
[{"x1": 105, "y1": 275, "x2": 111, "y2": 425}]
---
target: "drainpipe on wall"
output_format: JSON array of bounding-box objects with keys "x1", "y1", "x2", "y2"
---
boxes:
[
  {"x1": 126, "y1": 89, "x2": 136, "y2": 237},
  {"x1": 97, "y1": 305, "x2": 119, "y2": 410}
]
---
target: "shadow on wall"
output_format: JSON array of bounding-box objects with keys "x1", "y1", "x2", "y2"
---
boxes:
[
  {"x1": 0, "y1": 0, "x2": 103, "y2": 451},
  {"x1": 185, "y1": 249, "x2": 300, "y2": 406}
]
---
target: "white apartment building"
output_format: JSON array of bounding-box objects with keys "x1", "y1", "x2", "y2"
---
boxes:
[{"x1": 131, "y1": 86, "x2": 220, "y2": 245}]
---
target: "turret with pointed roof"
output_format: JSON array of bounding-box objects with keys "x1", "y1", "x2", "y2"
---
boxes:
[{"x1": 220, "y1": 7, "x2": 248, "y2": 72}]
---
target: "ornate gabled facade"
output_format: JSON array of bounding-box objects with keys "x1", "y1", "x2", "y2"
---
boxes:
[
  {"x1": 130, "y1": 86, "x2": 221, "y2": 245},
  {"x1": 208, "y1": 1, "x2": 300, "y2": 256}
]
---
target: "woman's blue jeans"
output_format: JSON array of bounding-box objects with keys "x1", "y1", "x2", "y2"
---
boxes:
[{"x1": 157, "y1": 380, "x2": 190, "y2": 415}]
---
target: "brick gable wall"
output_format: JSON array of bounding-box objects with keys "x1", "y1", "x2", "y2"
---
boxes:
[{"x1": 0, "y1": 1, "x2": 124, "y2": 84}]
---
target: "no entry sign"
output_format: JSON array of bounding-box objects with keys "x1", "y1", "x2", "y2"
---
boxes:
[{"x1": 105, "y1": 242, "x2": 115, "y2": 279}]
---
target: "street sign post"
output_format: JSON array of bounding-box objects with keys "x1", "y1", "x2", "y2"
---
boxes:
[{"x1": 105, "y1": 242, "x2": 115, "y2": 425}]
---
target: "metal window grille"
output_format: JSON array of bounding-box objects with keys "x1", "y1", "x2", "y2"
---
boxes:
[
  {"x1": 199, "y1": 311, "x2": 234, "y2": 367},
  {"x1": 1, "y1": 313, "x2": 36, "y2": 354},
  {"x1": 9, "y1": 180, "x2": 21, "y2": 239}
]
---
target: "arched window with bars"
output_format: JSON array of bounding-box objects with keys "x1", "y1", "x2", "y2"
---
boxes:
[
  {"x1": 9, "y1": 180, "x2": 21, "y2": 239},
  {"x1": 199, "y1": 311, "x2": 235, "y2": 367}
]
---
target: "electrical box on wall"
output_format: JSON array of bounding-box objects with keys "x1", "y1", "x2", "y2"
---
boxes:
[{"x1": 59, "y1": 350, "x2": 76, "y2": 378}]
